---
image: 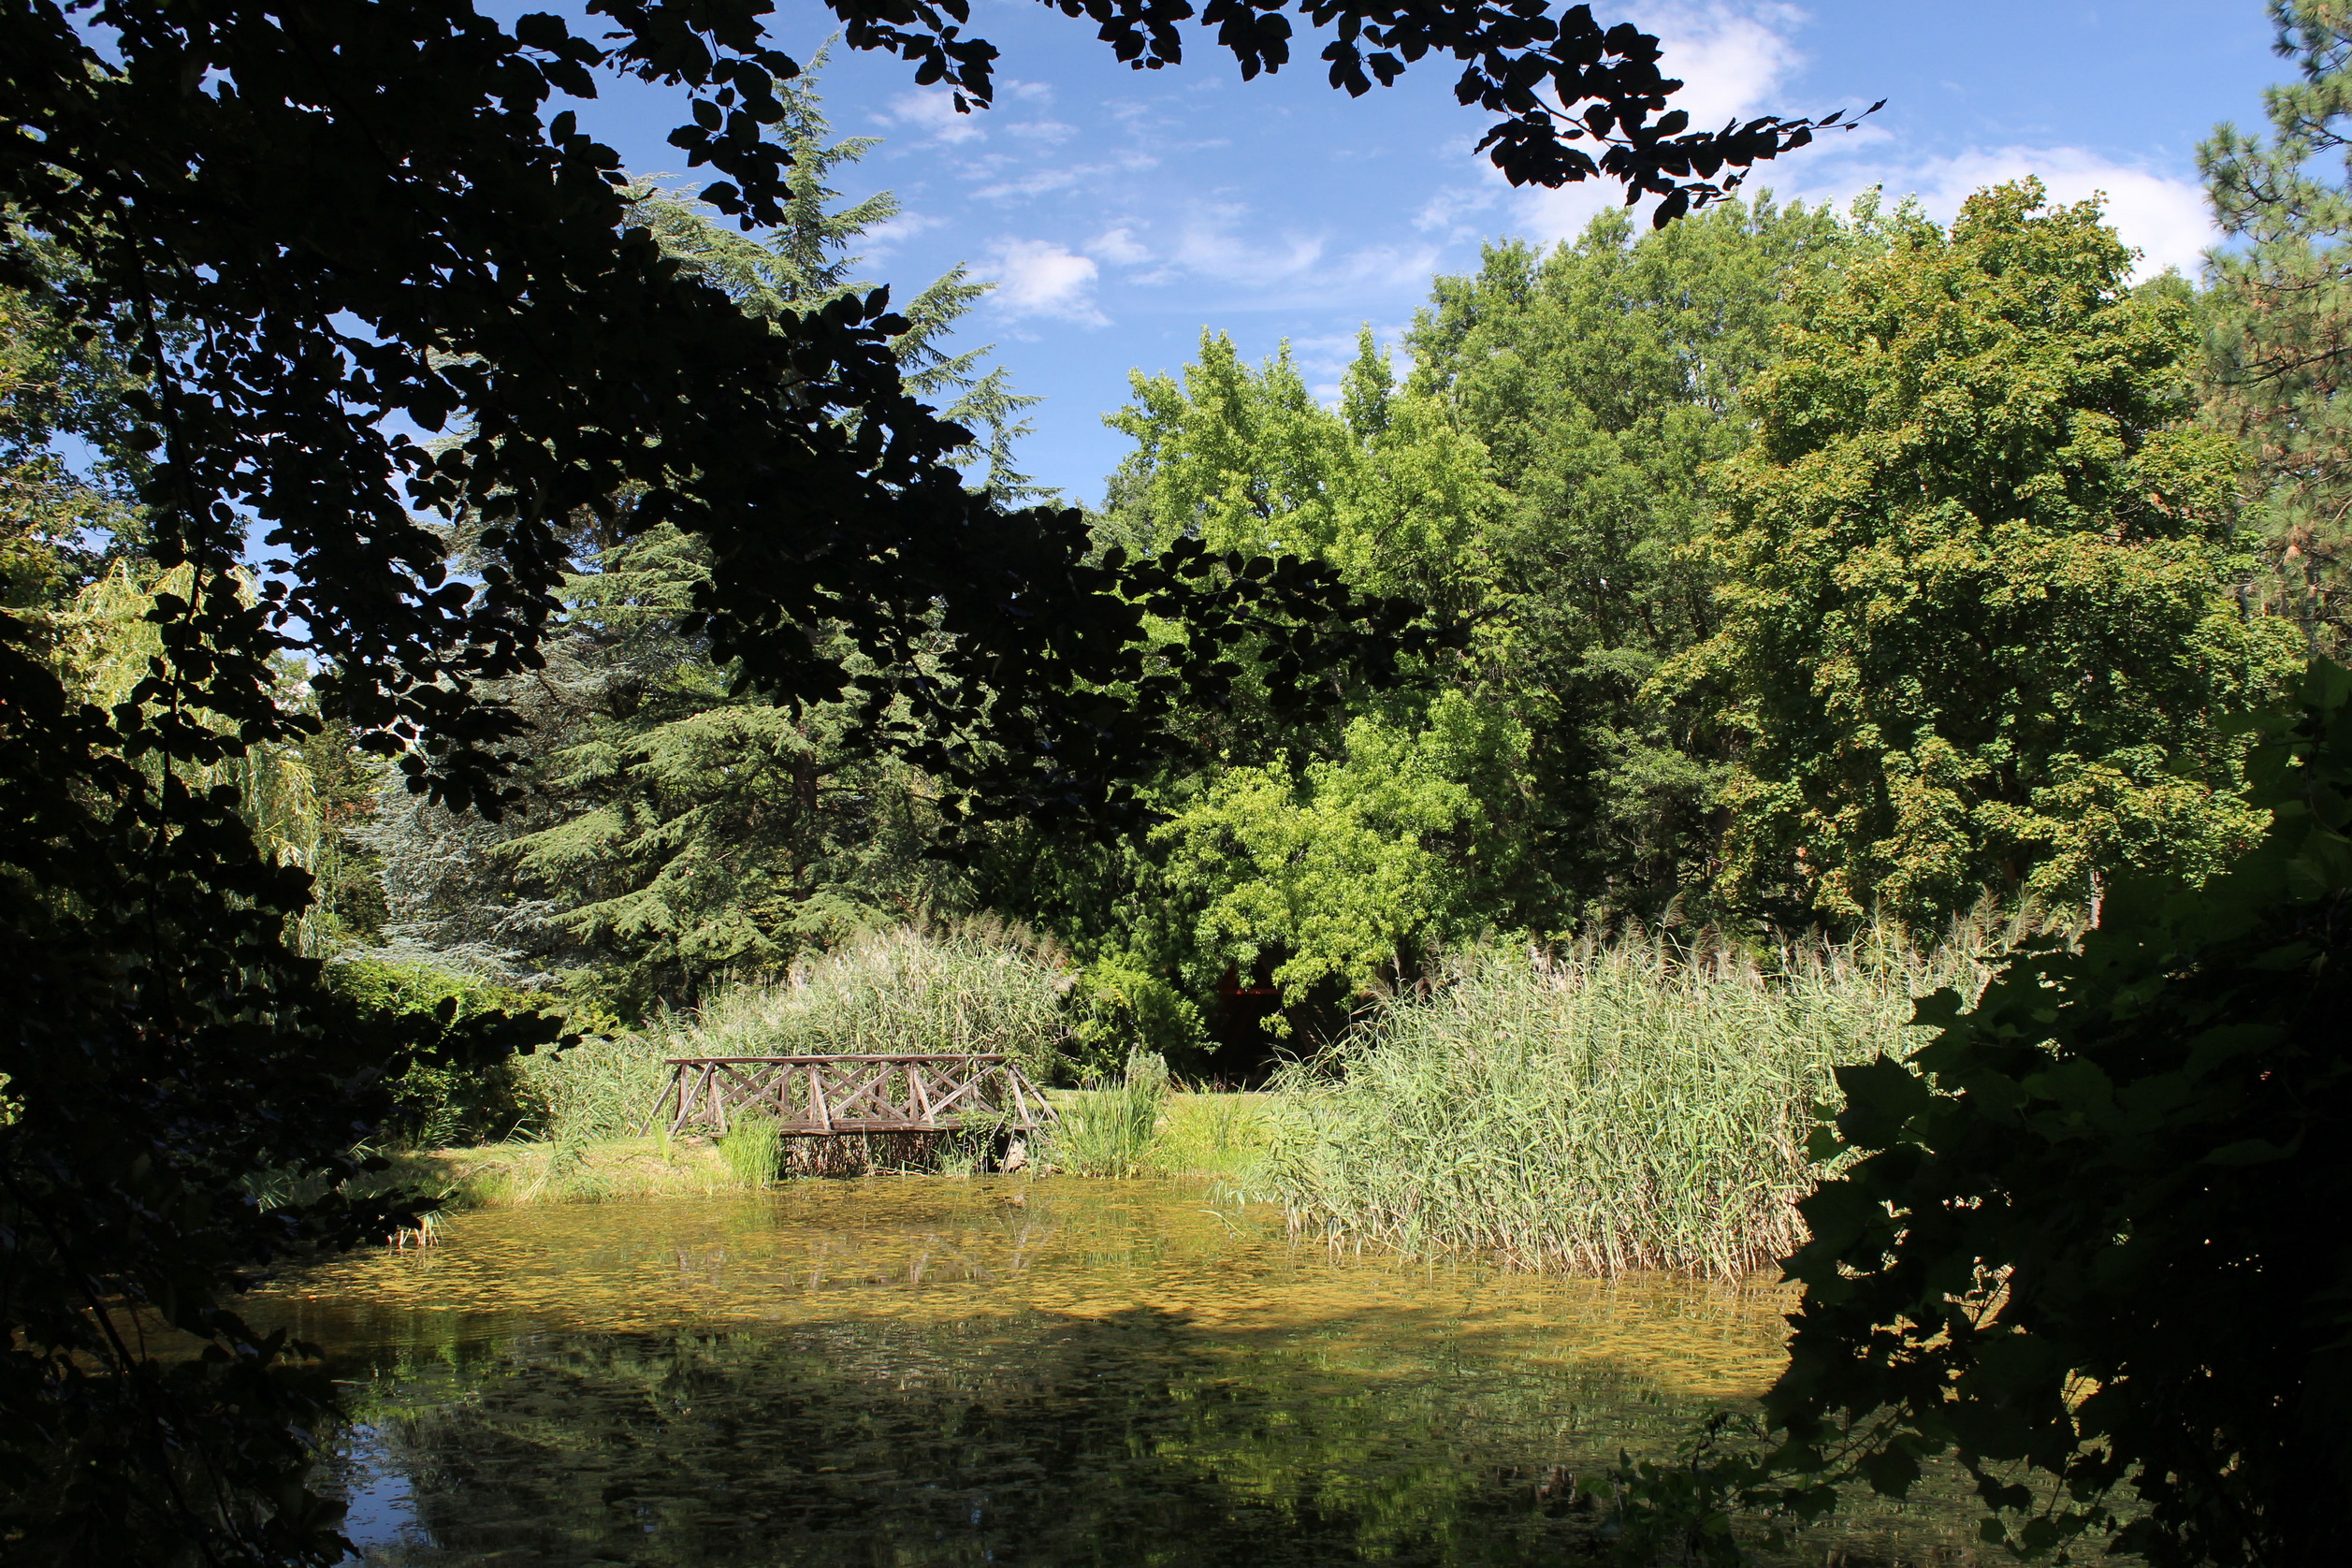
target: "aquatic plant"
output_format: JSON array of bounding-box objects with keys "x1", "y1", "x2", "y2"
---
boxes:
[
  {"x1": 1147, "y1": 1091, "x2": 1275, "y2": 1185},
  {"x1": 1262, "y1": 924, "x2": 2013, "y2": 1277},
  {"x1": 1038, "y1": 1049, "x2": 1169, "y2": 1176},
  {"x1": 717, "y1": 1115, "x2": 783, "y2": 1188}
]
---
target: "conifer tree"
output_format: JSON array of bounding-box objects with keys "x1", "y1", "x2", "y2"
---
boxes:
[
  {"x1": 371, "y1": 72, "x2": 1032, "y2": 1007},
  {"x1": 625, "y1": 54, "x2": 1050, "y2": 501},
  {"x1": 2202, "y1": 0, "x2": 2352, "y2": 646}
]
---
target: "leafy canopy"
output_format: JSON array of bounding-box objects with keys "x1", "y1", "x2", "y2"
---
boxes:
[
  {"x1": 1406, "y1": 196, "x2": 1866, "y2": 914},
  {"x1": 1064, "y1": 198, "x2": 1881, "y2": 1024},
  {"x1": 1102, "y1": 331, "x2": 1525, "y2": 1007}
]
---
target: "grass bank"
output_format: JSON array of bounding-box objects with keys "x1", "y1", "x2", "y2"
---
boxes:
[
  {"x1": 1036, "y1": 1079, "x2": 1275, "y2": 1183},
  {"x1": 373, "y1": 1083, "x2": 1277, "y2": 1213},
  {"x1": 397, "y1": 1138, "x2": 743, "y2": 1208}
]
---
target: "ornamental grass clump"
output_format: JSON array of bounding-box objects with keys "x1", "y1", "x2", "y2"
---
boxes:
[
  {"x1": 1264, "y1": 925, "x2": 2008, "y2": 1278},
  {"x1": 716, "y1": 1115, "x2": 782, "y2": 1188},
  {"x1": 1038, "y1": 1049, "x2": 1169, "y2": 1176}
]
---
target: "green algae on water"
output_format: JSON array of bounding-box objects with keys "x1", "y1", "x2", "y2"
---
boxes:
[{"x1": 249, "y1": 1179, "x2": 1985, "y2": 1566}]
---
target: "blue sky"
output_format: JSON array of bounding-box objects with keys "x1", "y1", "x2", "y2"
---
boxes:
[{"x1": 578, "y1": 2, "x2": 2288, "y2": 502}]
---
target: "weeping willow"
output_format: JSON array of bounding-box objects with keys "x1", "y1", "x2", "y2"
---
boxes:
[{"x1": 47, "y1": 560, "x2": 334, "y2": 950}]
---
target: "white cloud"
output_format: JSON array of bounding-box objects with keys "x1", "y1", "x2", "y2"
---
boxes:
[
  {"x1": 1643, "y1": 0, "x2": 1808, "y2": 128},
  {"x1": 1006, "y1": 120, "x2": 1077, "y2": 144},
  {"x1": 881, "y1": 89, "x2": 986, "y2": 144},
  {"x1": 1513, "y1": 181, "x2": 1630, "y2": 248},
  {"x1": 1094, "y1": 206, "x2": 1443, "y2": 300},
  {"x1": 1169, "y1": 208, "x2": 1327, "y2": 283},
  {"x1": 973, "y1": 166, "x2": 1086, "y2": 200},
  {"x1": 969, "y1": 151, "x2": 1158, "y2": 202},
  {"x1": 1416, "y1": 183, "x2": 1501, "y2": 237},
  {"x1": 1794, "y1": 146, "x2": 2214, "y2": 280},
  {"x1": 981, "y1": 239, "x2": 1108, "y2": 325},
  {"x1": 1474, "y1": 2, "x2": 2212, "y2": 280},
  {"x1": 1088, "y1": 226, "x2": 1153, "y2": 266},
  {"x1": 863, "y1": 211, "x2": 947, "y2": 255},
  {"x1": 1320, "y1": 243, "x2": 1446, "y2": 291}
]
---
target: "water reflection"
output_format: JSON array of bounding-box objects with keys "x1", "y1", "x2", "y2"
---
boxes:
[{"x1": 246, "y1": 1178, "x2": 1980, "y2": 1566}]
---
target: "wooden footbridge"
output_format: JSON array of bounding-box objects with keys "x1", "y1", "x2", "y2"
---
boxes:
[{"x1": 653, "y1": 1053, "x2": 1058, "y2": 1138}]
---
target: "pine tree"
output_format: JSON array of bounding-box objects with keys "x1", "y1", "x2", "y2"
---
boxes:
[{"x1": 2202, "y1": 0, "x2": 2352, "y2": 646}]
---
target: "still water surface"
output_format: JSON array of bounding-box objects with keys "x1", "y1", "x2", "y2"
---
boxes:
[{"x1": 247, "y1": 1178, "x2": 1982, "y2": 1566}]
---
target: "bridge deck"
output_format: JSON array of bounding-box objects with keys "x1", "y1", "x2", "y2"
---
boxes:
[{"x1": 654, "y1": 1053, "x2": 1058, "y2": 1138}]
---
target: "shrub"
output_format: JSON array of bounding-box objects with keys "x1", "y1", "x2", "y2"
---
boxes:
[
  {"x1": 324, "y1": 957, "x2": 559, "y2": 1146},
  {"x1": 1065, "y1": 954, "x2": 1209, "y2": 1081}
]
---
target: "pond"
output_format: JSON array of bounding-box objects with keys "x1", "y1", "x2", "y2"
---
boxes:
[{"x1": 246, "y1": 1178, "x2": 1985, "y2": 1566}]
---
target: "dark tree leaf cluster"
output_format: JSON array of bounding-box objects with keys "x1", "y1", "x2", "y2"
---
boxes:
[
  {"x1": 1031, "y1": 0, "x2": 1875, "y2": 224},
  {"x1": 1761, "y1": 659, "x2": 2352, "y2": 1565},
  {"x1": 0, "y1": 617, "x2": 565, "y2": 1561}
]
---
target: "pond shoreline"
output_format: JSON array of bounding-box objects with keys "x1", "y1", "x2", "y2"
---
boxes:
[{"x1": 388, "y1": 1089, "x2": 1278, "y2": 1213}]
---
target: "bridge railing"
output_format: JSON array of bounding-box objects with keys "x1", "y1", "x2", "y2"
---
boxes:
[{"x1": 653, "y1": 1053, "x2": 1059, "y2": 1138}]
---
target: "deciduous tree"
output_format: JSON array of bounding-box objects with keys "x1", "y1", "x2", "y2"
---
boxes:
[
  {"x1": 1098, "y1": 331, "x2": 1525, "y2": 1010},
  {"x1": 1408, "y1": 194, "x2": 1866, "y2": 914},
  {"x1": 1678, "y1": 182, "x2": 2298, "y2": 925}
]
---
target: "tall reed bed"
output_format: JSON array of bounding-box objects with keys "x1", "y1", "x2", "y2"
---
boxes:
[
  {"x1": 513, "y1": 918, "x2": 1072, "y2": 1155},
  {"x1": 674, "y1": 918, "x2": 1070, "y2": 1078},
  {"x1": 1263, "y1": 925, "x2": 2013, "y2": 1278},
  {"x1": 716, "y1": 1117, "x2": 782, "y2": 1187},
  {"x1": 516, "y1": 1030, "x2": 673, "y2": 1143}
]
